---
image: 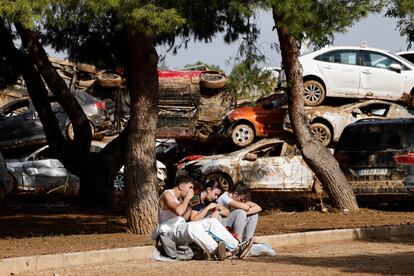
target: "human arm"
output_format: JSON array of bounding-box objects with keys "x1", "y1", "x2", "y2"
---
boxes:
[
  {"x1": 245, "y1": 201, "x2": 262, "y2": 215},
  {"x1": 190, "y1": 202, "x2": 218, "y2": 221},
  {"x1": 182, "y1": 206, "x2": 192, "y2": 221},
  {"x1": 162, "y1": 189, "x2": 193, "y2": 216},
  {"x1": 228, "y1": 200, "x2": 250, "y2": 212}
]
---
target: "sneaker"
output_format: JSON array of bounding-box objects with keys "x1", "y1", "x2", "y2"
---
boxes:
[
  {"x1": 216, "y1": 241, "x2": 227, "y2": 261},
  {"x1": 237, "y1": 238, "x2": 254, "y2": 259}
]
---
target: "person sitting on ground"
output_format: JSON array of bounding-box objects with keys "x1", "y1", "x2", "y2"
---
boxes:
[
  {"x1": 189, "y1": 179, "x2": 229, "y2": 222},
  {"x1": 217, "y1": 182, "x2": 262, "y2": 243},
  {"x1": 152, "y1": 175, "x2": 253, "y2": 260}
]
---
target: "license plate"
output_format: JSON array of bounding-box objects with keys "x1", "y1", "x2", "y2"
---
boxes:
[{"x1": 357, "y1": 168, "x2": 389, "y2": 176}]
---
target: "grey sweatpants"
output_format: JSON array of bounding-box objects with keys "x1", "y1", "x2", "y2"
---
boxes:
[{"x1": 222, "y1": 209, "x2": 258, "y2": 242}]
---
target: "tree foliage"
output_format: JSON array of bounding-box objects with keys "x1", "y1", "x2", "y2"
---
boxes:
[{"x1": 386, "y1": 0, "x2": 414, "y2": 48}]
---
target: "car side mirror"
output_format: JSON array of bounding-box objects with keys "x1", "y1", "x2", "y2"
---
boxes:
[
  {"x1": 389, "y1": 63, "x2": 402, "y2": 73},
  {"x1": 351, "y1": 109, "x2": 362, "y2": 117},
  {"x1": 243, "y1": 153, "x2": 257, "y2": 161}
]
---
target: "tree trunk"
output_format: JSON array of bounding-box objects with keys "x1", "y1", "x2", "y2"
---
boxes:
[
  {"x1": 275, "y1": 20, "x2": 359, "y2": 211},
  {"x1": 124, "y1": 30, "x2": 159, "y2": 234}
]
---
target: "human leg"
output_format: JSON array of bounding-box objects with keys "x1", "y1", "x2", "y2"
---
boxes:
[
  {"x1": 225, "y1": 209, "x2": 247, "y2": 241},
  {"x1": 199, "y1": 218, "x2": 239, "y2": 252},
  {"x1": 243, "y1": 213, "x2": 259, "y2": 241}
]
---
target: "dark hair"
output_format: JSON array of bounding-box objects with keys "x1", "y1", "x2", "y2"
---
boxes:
[
  {"x1": 202, "y1": 179, "x2": 222, "y2": 191},
  {"x1": 231, "y1": 181, "x2": 250, "y2": 195},
  {"x1": 175, "y1": 174, "x2": 194, "y2": 186}
]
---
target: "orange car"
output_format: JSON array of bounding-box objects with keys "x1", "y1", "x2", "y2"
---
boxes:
[{"x1": 222, "y1": 93, "x2": 288, "y2": 147}]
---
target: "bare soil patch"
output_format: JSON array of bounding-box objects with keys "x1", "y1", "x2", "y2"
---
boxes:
[{"x1": 1, "y1": 193, "x2": 413, "y2": 259}]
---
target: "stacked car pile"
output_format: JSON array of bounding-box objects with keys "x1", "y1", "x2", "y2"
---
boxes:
[{"x1": 178, "y1": 45, "x2": 414, "y2": 202}]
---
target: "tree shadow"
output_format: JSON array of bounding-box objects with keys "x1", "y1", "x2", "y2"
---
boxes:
[
  {"x1": 0, "y1": 193, "x2": 127, "y2": 238},
  {"x1": 246, "y1": 245, "x2": 414, "y2": 275}
]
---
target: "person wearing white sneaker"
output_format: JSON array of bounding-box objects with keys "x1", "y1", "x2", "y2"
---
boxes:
[{"x1": 152, "y1": 175, "x2": 239, "y2": 260}]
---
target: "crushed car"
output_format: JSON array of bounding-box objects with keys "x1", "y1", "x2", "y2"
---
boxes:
[
  {"x1": 0, "y1": 91, "x2": 110, "y2": 155},
  {"x1": 334, "y1": 118, "x2": 414, "y2": 200},
  {"x1": 177, "y1": 138, "x2": 319, "y2": 194},
  {"x1": 221, "y1": 92, "x2": 289, "y2": 148},
  {"x1": 5, "y1": 144, "x2": 167, "y2": 196},
  {"x1": 283, "y1": 100, "x2": 414, "y2": 147},
  {"x1": 0, "y1": 151, "x2": 9, "y2": 198}
]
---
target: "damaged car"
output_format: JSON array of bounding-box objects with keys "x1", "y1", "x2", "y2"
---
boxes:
[
  {"x1": 0, "y1": 151, "x2": 9, "y2": 198},
  {"x1": 177, "y1": 138, "x2": 319, "y2": 193},
  {"x1": 222, "y1": 93, "x2": 289, "y2": 148},
  {"x1": 5, "y1": 144, "x2": 167, "y2": 195},
  {"x1": 283, "y1": 100, "x2": 414, "y2": 147},
  {"x1": 334, "y1": 118, "x2": 414, "y2": 200},
  {"x1": 0, "y1": 91, "x2": 110, "y2": 154}
]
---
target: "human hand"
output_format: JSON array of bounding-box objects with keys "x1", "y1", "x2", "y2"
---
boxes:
[{"x1": 185, "y1": 188, "x2": 194, "y2": 200}]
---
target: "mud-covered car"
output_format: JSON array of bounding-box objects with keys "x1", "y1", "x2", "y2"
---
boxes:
[
  {"x1": 0, "y1": 151, "x2": 9, "y2": 198},
  {"x1": 0, "y1": 91, "x2": 110, "y2": 153},
  {"x1": 222, "y1": 93, "x2": 288, "y2": 148},
  {"x1": 5, "y1": 144, "x2": 167, "y2": 195},
  {"x1": 334, "y1": 118, "x2": 414, "y2": 200},
  {"x1": 283, "y1": 100, "x2": 414, "y2": 147},
  {"x1": 177, "y1": 138, "x2": 319, "y2": 193}
]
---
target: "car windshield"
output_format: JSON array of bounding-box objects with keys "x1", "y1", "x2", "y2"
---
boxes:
[
  {"x1": 389, "y1": 51, "x2": 414, "y2": 67},
  {"x1": 338, "y1": 124, "x2": 414, "y2": 151},
  {"x1": 74, "y1": 91, "x2": 99, "y2": 105}
]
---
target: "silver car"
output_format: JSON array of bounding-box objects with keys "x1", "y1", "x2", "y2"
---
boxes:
[
  {"x1": 283, "y1": 100, "x2": 414, "y2": 147},
  {"x1": 6, "y1": 145, "x2": 167, "y2": 195},
  {"x1": 178, "y1": 138, "x2": 317, "y2": 192}
]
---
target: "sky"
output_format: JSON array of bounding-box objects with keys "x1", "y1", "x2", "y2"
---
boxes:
[{"x1": 156, "y1": 9, "x2": 410, "y2": 74}]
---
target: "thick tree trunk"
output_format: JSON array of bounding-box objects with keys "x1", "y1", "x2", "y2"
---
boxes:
[
  {"x1": 124, "y1": 30, "x2": 159, "y2": 234},
  {"x1": 275, "y1": 21, "x2": 359, "y2": 211}
]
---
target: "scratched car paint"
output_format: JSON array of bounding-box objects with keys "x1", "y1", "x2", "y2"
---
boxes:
[{"x1": 178, "y1": 138, "x2": 317, "y2": 191}]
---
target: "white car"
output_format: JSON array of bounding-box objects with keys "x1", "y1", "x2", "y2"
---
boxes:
[
  {"x1": 396, "y1": 51, "x2": 414, "y2": 64},
  {"x1": 178, "y1": 138, "x2": 317, "y2": 192},
  {"x1": 299, "y1": 46, "x2": 414, "y2": 106},
  {"x1": 283, "y1": 100, "x2": 414, "y2": 147},
  {"x1": 6, "y1": 145, "x2": 167, "y2": 195}
]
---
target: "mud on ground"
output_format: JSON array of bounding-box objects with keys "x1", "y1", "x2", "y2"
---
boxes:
[{"x1": 1, "y1": 192, "x2": 413, "y2": 258}]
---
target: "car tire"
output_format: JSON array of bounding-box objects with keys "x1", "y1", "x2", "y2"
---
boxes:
[
  {"x1": 113, "y1": 173, "x2": 124, "y2": 192},
  {"x1": 6, "y1": 172, "x2": 16, "y2": 194},
  {"x1": 310, "y1": 122, "x2": 331, "y2": 147},
  {"x1": 76, "y1": 63, "x2": 97, "y2": 74},
  {"x1": 206, "y1": 173, "x2": 233, "y2": 192},
  {"x1": 66, "y1": 121, "x2": 95, "y2": 141},
  {"x1": 304, "y1": 80, "x2": 326, "y2": 106},
  {"x1": 231, "y1": 124, "x2": 255, "y2": 147},
  {"x1": 96, "y1": 72, "x2": 123, "y2": 88},
  {"x1": 200, "y1": 72, "x2": 226, "y2": 89}
]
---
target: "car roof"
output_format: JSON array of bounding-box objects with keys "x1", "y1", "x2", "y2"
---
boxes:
[
  {"x1": 348, "y1": 118, "x2": 414, "y2": 128},
  {"x1": 302, "y1": 45, "x2": 396, "y2": 58}
]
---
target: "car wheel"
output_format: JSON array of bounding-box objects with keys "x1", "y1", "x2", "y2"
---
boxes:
[
  {"x1": 113, "y1": 173, "x2": 124, "y2": 192},
  {"x1": 206, "y1": 173, "x2": 233, "y2": 192},
  {"x1": 66, "y1": 121, "x2": 95, "y2": 141},
  {"x1": 231, "y1": 124, "x2": 254, "y2": 147},
  {"x1": 96, "y1": 72, "x2": 123, "y2": 88},
  {"x1": 200, "y1": 72, "x2": 226, "y2": 89},
  {"x1": 310, "y1": 123, "x2": 331, "y2": 147},
  {"x1": 6, "y1": 172, "x2": 16, "y2": 194},
  {"x1": 304, "y1": 80, "x2": 326, "y2": 106}
]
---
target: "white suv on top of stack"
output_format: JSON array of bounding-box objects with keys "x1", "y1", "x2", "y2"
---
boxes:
[{"x1": 298, "y1": 46, "x2": 414, "y2": 106}]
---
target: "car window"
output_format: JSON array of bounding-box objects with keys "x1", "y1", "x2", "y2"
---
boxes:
[
  {"x1": 362, "y1": 51, "x2": 403, "y2": 69},
  {"x1": 250, "y1": 143, "x2": 284, "y2": 158},
  {"x1": 359, "y1": 103, "x2": 390, "y2": 117},
  {"x1": 2, "y1": 100, "x2": 30, "y2": 117},
  {"x1": 315, "y1": 50, "x2": 357, "y2": 65}
]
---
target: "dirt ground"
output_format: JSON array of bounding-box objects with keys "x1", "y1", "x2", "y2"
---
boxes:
[
  {"x1": 19, "y1": 238, "x2": 414, "y2": 275},
  {"x1": 1, "y1": 192, "x2": 414, "y2": 259}
]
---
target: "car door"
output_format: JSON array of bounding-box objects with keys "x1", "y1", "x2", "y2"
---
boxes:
[
  {"x1": 315, "y1": 49, "x2": 360, "y2": 96},
  {"x1": 21, "y1": 148, "x2": 70, "y2": 192},
  {"x1": 359, "y1": 50, "x2": 405, "y2": 99},
  {"x1": 255, "y1": 103, "x2": 287, "y2": 136},
  {"x1": 239, "y1": 142, "x2": 314, "y2": 190}
]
